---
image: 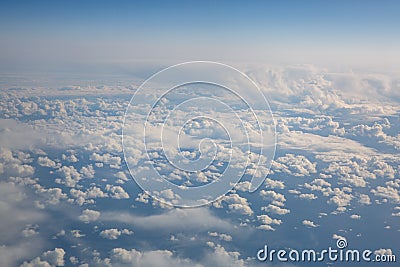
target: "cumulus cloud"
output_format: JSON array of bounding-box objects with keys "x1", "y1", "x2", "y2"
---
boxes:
[
  {"x1": 257, "y1": 214, "x2": 282, "y2": 231},
  {"x1": 272, "y1": 154, "x2": 317, "y2": 176},
  {"x1": 105, "y1": 184, "x2": 130, "y2": 199},
  {"x1": 214, "y1": 193, "x2": 253, "y2": 216},
  {"x1": 109, "y1": 247, "x2": 203, "y2": 267},
  {"x1": 78, "y1": 209, "x2": 101, "y2": 223},
  {"x1": 20, "y1": 248, "x2": 65, "y2": 267},
  {"x1": 261, "y1": 204, "x2": 290, "y2": 215},
  {"x1": 99, "y1": 228, "x2": 133, "y2": 240},
  {"x1": 208, "y1": 232, "x2": 232, "y2": 242},
  {"x1": 302, "y1": 220, "x2": 318, "y2": 228},
  {"x1": 371, "y1": 185, "x2": 400, "y2": 204}
]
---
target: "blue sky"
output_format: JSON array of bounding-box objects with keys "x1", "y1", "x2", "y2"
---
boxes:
[{"x1": 1, "y1": 0, "x2": 399, "y2": 69}]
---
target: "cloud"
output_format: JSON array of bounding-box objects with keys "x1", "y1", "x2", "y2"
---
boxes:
[
  {"x1": 99, "y1": 228, "x2": 133, "y2": 240},
  {"x1": 109, "y1": 247, "x2": 203, "y2": 267},
  {"x1": 105, "y1": 184, "x2": 130, "y2": 199},
  {"x1": 21, "y1": 248, "x2": 65, "y2": 267},
  {"x1": 78, "y1": 209, "x2": 101, "y2": 223},
  {"x1": 264, "y1": 178, "x2": 285, "y2": 189},
  {"x1": 272, "y1": 154, "x2": 316, "y2": 176},
  {"x1": 299, "y1": 193, "x2": 317, "y2": 200},
  {"x1": 261, "y1": 204, "x2": 290, "y2": 215},
  {"x1": 37, "y1": 156, "x2": 58, "y2": 168},
  {"x1": 374, "y1": 248, "x2": 393, "y2": 256},
  {"x1": 101, "y1": 208, "x2": 234, "y2": 232},
  {"x1": 208, "y1": 232, "x2": 233, "y2": 242},
  {"x1": 371, "y1": 186, "x2": 400, "y2": 204},
  {"x1": 42, "y1": 248, "x2": 66, "y2": 266},
  {"x1": 0, "y1": 119, "x2": 47, "y2": 150},
  {"x1": 257, "y1": 214, "x2": 282, "y2": 231},
  {"x1": 0, "y1": 182, "x2": 47, "y2": 266},
  {"x1": 302, "y1": 220, "x2": 318, "y2": 228},
  {"x1": 214, "y1": 193, "x2": 254, "y2": 216}
]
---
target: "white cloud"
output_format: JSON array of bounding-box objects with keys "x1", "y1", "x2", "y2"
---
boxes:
[
  {"x1": 299, "y1": 193, "x2": 317, "y2": 200},
  {"x1": 259, "y1": 190, "x2": 286, "y2": 203},
  {"x1": 208, "y1": 232, "x2": 232, "y2": 242},
  {"x1": 358, "y1": 194, "x2": 372, "y2": 205},
  {"x1": 214, "y1": 193, "x2": 253, "y2": 216},
  {"x1": 42, "y1": 248, "x2": 66, "y2": 266},
  {"x1": 100, "y1": 229, "x2": 121, "y2": 240},
  {"x1": 21, "y1": 248, "x2": 66, "y2": 267},
  {"x1": 302, "y1": 220, "x2": 318, "y2": 228},
  {"x1": 101, "y1": 208, "x2": 234, "y2": 232},
  {"x1": 99, "y1": 228, "x2": 133, "y2": 240},
  {"x1": 105, "y1": 184, "x2": 130, "y2": 199},
  {"x1": 261, "y1": 204, "x2": 290, "y2": 215},
  {"x1": 109, "y1": 247, "x2": 203, "y2": 267},
  {"x1": 272, "y1": 154, "x2": 316, "y2": 176},
  {"x1": 37, "y1": 157, "x2": 58, "y2": 168},
  {"x1": 371, "y1": 186, "x2": 400, "y2": 204},
  {"x1": 257, "y1": 214, "x2": 282, "y2": 231},
  {"x1": 78, "y1": 209, "x2": 100, "y2": 223},
  {"x1": 374, "y1": 248, "x2": 393, "y2": 256},
  {"x1": 264, "y1": 178, "x2": 285, "y2": 189}
]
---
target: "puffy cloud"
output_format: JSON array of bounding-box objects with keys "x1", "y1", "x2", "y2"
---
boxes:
[
  {"x1": 214, "y1": 193, "x2": 253, "y2": 216},
  {"x1": 42, "y1": 248, "x2": 66, "y2": 266},
  {"x1": 90, "y1": 153, "x2": 121, "y2": 169},
  {"x1": 261, "y1": 204, "x2": 290, "y2": 215},
  {"x1": 55, "y1": 165, "x2": 81, "y2": 187},
  {"x1": 115, "y1": 171, "x2": 129, "y2": 184},
  {"x1": 259, "y1": 190, "x2": 286, "y2": 203},
  {"x1": 302, "y1": 220, "x2": 318, "y2": 228},
  {"x1": 20, "y1": 248, "x2": 65, "y2": 267},
  {"x1": 203, "y1": 243, "x2": 247, "y2": 267},
  {"x1": 371, "y1": 186, "x2": 400, "y2": 204},
  {"x1": 327, "y1": 188, "x2": 353, "y2": 208},
  {"x1": 70, "y1": 230, "x2": 85, "y2": 238},
  {"x1": 99, "y1": 228, "x2": 133, "y2": 240},
  {"x1": 37, "y1": 157, "x2": 58, "y2": 168},
  {"x1": 350, "y1": 214, "x2": 361, "y2": 220},
  {"x1": 100, "y1": 229, "x2": 121, "y2": 240},
  {"x1": 105, "y1": 184, "x2": 130, "y2": 199},
  {"x1": 208, "y1": 232, "x2": 232, "y2": 242},
  {"x1": 272, "y1": 154, "x2": 317, "y2": 176},
  {"x1": 374, "y1": 248, "x2": 393, "y2": 256},
  {"x1": 358, "y1": 194, "x2": 372, "y2": 205},
  {"x1": 33, "y1": 185, "x2": 67, "y2": 205},
  {"x1": 332, "y1": 234, "x2": 346, "y2": 241},
  {"x1": 264, "y1": 178, "x2": 285, "y2": 189},
  {"x1": 78, "y1": 209, "x2": 100, "y2": 223},
  {"x1": 20, "y1": 257, "x2": 52, "y2": 267},
  {"x1": 257, "y1": 214, "x2": 282, "y2": 231},
  {"x1": 79, "y1": 164, "x2": 95, "y2": 178},
  {"x1": 22, "y1": 224, "x2": 39, "y2": 237},
  {"x1": 69, "y1": 186, "x2": 108, "y2": 205},
  {"x1": 109, "y1": 247, "x2": 203, "y2": 267},
  {"x1": 299, "y1": 193, "x2": 317, "y2": 200}
]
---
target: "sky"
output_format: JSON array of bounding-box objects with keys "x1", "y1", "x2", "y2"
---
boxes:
[{"x1": 0, "y1": 0, "x2": 399, "y2": 70}]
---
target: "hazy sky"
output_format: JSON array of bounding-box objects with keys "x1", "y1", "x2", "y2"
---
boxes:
[{"x1": 1, "y1": 0, "x2": 399, "y2": 71}]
